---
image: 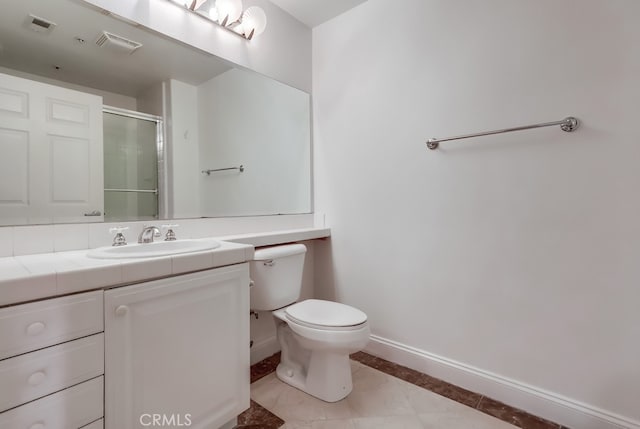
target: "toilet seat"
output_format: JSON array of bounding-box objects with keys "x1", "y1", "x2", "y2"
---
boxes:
[{"x1": 284, "y1": 299, "x2": 367, "y2": 331}]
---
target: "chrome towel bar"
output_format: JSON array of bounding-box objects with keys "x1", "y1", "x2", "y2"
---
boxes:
[
  {"x1": 104, "y1": 188, "x2": 158, "y2": 194},
  {"x1": 426, "y1": 116, "x2": 579, "y2": 150},
  {"x1": 202, "y1": 165, "x2": 245, "y2": 175}
]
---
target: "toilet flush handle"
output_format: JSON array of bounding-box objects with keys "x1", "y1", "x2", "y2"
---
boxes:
[{"x1": 263, "y1": 260, "x2": 275, "y2": 267}]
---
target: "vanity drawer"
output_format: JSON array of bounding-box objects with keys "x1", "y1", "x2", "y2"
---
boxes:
[
  {"x1": 0, "y1": 290, "x2": 103, "y2": 360},
  {"x1": 0, "y1": 376, "x2": 103, "y2": 429},
  {"x1": 0, "y1": 333, "x2": 104, "y2": 412}
]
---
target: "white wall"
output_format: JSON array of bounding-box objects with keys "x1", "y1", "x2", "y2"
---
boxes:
[
  {"x1": 166, "y1": 80, "x2": 202, "y2": 218},
  {"x1": 81, "y1": 0, "x2": 312, "y2": 92},
  {"x1": 198, "y1": 69, "x2": 311, "y2": 217},
  {"x1": 137, "y1": 83, "x2": 164, "y2": 117},
  {"x1": 313, "y1": 0, "x2": 640, "y2": 427}
]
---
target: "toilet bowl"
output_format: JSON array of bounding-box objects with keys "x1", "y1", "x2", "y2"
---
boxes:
[
  {"x1": 273, "y1": 299, "x2": 370, "y2": 402},
  {"x1": 250, "y1": 244, "x2": 369, "y2": 402}
]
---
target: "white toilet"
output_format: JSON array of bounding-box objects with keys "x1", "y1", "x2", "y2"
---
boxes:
[{"x1": 250, "y1": 244, "x2": 370, "y2": 402}]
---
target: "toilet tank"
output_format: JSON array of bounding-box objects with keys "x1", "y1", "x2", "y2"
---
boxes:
[{"x1": 250, "y1": 244, "x2": 307, "y2": 311}]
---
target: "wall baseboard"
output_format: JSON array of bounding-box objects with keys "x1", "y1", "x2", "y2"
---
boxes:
[
  {"x1": 364, "y1": 335, "x2": 638, "y2": 429},
  {"x1": 250, "y1": 335, "x2": 280, "y2": 366}
]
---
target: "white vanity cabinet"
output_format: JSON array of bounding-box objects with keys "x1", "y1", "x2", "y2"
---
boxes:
[
  {"x1": 104, "y1": 264, "x2": 250, "y2": 429},
  {"x1": 0, "y1": 291, "x2": 105, "y2": 429}
]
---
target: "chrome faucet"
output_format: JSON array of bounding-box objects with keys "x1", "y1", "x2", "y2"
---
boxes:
[{"x1": 138, "y1": 226, "x2": 161, "y2": 244}]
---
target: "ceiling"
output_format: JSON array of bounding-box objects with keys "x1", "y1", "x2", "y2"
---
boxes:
[
  {"x1": 0, "y1": 0, "x2": 368, "y2": 98},
  {"x1": 0, "y1": 0, "x2": 233, "y2": 97},
  {"x1": 269, "y1": 0, "x2": 368, "y2": 28}
]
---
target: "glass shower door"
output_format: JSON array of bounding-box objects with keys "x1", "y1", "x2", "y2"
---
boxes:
[{"x1": 103, "y1": 109, "x2": 160, "y2": 222}]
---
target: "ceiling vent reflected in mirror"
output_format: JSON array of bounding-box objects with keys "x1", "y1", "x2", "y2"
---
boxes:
[
  {"x1": 26, "y1": 14, "x2": 57, "y2": 34},
  {"x1": 95, "y1": 31, "x2": 143, "y2": 54}
]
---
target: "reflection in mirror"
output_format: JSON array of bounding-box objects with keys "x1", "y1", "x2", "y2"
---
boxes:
[
  {"x1": 103, "y1": 108, "x2": 161, "y2": 222},
  {"x1": 0, "y1": 0, "x2": 311, "y2": 226}
]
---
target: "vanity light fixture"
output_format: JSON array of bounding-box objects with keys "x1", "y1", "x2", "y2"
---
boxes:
[{"x1": 169, "y1": 0, "x2": 267, "y2": 40}]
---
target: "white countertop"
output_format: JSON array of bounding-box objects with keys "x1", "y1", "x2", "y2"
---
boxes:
[
  {"x1": 218, "y1": 227, "x2": 331, "y2": 247},
  {"x1": 0, "y1": 227, "x2": 330, "y2": 307}
]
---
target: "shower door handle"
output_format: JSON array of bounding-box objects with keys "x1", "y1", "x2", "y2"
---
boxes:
[{"x1": 84, "y1": 210, "x2": 102, "y2": 216}]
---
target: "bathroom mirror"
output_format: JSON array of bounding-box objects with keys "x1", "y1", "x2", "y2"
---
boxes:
[{"x1": 0, "y1": 0, "x2": 311, "y2": 226}]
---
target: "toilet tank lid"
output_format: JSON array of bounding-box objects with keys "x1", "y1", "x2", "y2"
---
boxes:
[
  {"x1": 253, "y1": 243, "x2": 307, "y2": 260},
  {"x1": 285, "y1": 299, "x2": 367, "y2": 327}
]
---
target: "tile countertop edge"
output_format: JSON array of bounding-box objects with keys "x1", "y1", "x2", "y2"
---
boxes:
[
  {"x1": 217, "y1": 227, "x2": 331, "y2": 247},
  {"x1": 0, "y1": 227, "x2": 331, "y2": 307}
]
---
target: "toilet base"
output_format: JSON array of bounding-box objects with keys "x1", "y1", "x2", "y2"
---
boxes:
[
  {"x1": 276, "y1": 351, "x2": 353, "y2": 402},
  {"x1": 275, "y1": 320, "x2": 357, "y2": 403}
]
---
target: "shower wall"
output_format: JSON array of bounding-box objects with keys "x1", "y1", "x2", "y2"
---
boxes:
[{"x1": 103, "y1": 112, "x2": 159, "y2": 221}]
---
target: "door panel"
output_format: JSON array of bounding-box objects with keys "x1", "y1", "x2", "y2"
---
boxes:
[
  {"x1": 0, "y1": 88, "x2": 28, "y2": 117},
  {"x1": 50, "y1": 135, "x2": 91, "y2": 202},
  {"x1": 0, "y1": 128, "x2": 28, "y2": 204},
  {"x1": 0, "y1": 72, "x2": 103, "y2": 224}
]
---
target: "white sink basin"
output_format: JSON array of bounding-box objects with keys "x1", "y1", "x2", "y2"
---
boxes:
[{"x1": 87, "y1": 239, "x2": 221, "y2": 259}]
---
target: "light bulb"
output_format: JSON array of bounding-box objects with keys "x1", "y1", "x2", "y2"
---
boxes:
[
  {"x1": 208, "y1": 5, "x2": 219, "y2": 21},
  {"x1": 241, "y1": 6, "x2": 266, "y2": 38},
  {"x1": 215, "y1": 0, "x2": 243, "y2": 25}
]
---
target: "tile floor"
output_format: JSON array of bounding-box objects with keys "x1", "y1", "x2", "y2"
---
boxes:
[
  {"x1": 239, "y1": 351, "x2": 568, "y2": 429},
  {"x1": 248, "y1": 360, "x2": 520, "y2": 429}
]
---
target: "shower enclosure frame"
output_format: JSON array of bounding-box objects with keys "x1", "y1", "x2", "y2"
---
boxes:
[{"x1": 102, "y1": 105, "x2": 167, "y2": 220}]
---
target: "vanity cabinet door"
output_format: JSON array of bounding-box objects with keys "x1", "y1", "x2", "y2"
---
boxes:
[{"x1": 104, "y1": 264, "x2": 250, "y2": 429}]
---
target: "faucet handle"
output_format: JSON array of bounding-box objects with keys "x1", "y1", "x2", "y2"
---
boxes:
[
  {"x1": 161, "y1": 224, "x2": 179, "y2": 241},
  {"x1": 109, "y1": 227, "x2": 129, "y2": 247}
]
